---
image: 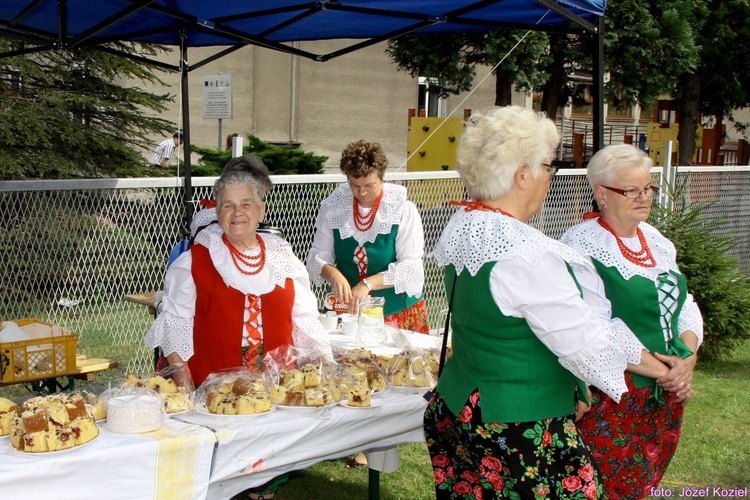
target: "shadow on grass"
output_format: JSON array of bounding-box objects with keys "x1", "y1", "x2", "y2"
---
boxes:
[{"x1": 696, "y1": 346, "x2": 750, "y2": 379}]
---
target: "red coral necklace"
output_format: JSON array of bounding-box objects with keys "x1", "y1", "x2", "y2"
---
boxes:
[
  {"x1": 353, "y1": 190, "x2": 384, "y2": 232},
  {"x1": 597, "y1": 218, "x2": 656, "y2": 268},
  {"x1": 450, "y1": 200, "x2": 516, "y2": 219},
  {"x1": 222, "y1": 234, "x2": 266, "y2": 275}
]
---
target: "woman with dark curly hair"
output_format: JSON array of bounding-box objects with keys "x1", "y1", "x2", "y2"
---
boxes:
[{"x1": 306, "y1": 139, "x2": 428, "y2": 332}]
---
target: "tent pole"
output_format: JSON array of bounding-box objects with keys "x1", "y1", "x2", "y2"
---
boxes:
[
  {"x1": 591, "y1": 16, "x2": 604, "y2": 154},
  {"x1": 180, "y1": 31, "x2": 193, "y2": 237}
]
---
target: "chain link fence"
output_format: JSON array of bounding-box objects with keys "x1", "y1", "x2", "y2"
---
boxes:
[{"x1": 1, "y1": 167, "x2": 749, "y2": 390}]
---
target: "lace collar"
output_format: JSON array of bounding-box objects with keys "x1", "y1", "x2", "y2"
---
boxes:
[
  {"x1": 322, "y1": 182, "x2": 408, "y2": 243},
  {"x1": 561, "y1": 218, "x2": 680, "y2": 280},
  {"x1": 431, "y1": 207, "x2": 592, "y2": 276},
  {"x1": 193, "y1": 229, "x2": 306, "y2": 295}
]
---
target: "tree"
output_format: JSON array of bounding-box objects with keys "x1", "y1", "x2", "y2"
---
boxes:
[
  {"x1": 0, "y1": 37, "x2": 177, "y2": 179},
  {"x1": 191, "y1": 134, "x2": 327, "y2": 176},
  {"x1": 675, "y1": 0, "x2": 750, "y2": 165},
  {"x1": 386, "y1": 0, "x2": 704, "y2": 125},
  {"x1": 386, "y1": 30, "x2": 550, "y2": 108}
]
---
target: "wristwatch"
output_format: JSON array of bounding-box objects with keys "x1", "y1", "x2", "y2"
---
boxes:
[{"x1": 362, "y1": 278, "x2": 373, "y2": 292}]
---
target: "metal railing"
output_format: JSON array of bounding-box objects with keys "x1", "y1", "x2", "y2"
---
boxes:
[{"x1": 1, "y1": 166, "x2": 748, "y2": 386}]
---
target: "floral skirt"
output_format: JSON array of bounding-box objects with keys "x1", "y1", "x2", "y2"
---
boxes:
[
  {"x1": 576, "y1": 373, "x2": 685, "y2": 500},
  {"x1": 424, "y1": 390, "x2": 603, "y2": 499},
  {"x1": 385, "y1": 298, "x2": 430, "y2": 333}
]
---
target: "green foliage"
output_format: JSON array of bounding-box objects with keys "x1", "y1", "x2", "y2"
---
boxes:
[
  {"x1": 690, "y1": 0, "x2": 750, "y2": 116},
  {"x1": 605, "y1": 0, "x2": 703, "y2": 107},
  {"x1": 0, "y1": 199, "x2": 165, "y2": 307},
  {"x1": 386, "y1": 31, "x2": 550, "y2": 101},
  {"x1": 191, "y1": 134, "x2": 327, "y2": 175},
  {"x1": 649, "y1": 179, "x2": 750, "y2": 361},
  {"x1": 0, "y1": 37, "x2": 177, "y2": 179}
]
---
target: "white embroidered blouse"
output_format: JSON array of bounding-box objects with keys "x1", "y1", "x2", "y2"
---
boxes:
[
  {"x1": 145, "y1": 230, "x2": 331, "y2": 363},
  {"x1": 431, "y1": 208, "x2": 647, "y2": 402},
  {"x1": 561, "y1": 218, "x2": 704, "y2": 346},
  {"x1": 306, "y1": 182, "x2": 425, "y2": 298}
]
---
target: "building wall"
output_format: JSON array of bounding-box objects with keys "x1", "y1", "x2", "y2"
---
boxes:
[{"x1": 142, "y1": 41, "x2": 498, "y2": 172}]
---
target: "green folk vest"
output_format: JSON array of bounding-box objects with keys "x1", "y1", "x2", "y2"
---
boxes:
[
  {"x1": 437, "y1": 263, "x2": 577, "y2": 423},
  {"x1": 593, "y1": 261, "x2": 690, "y2": 389},
  {"x1": 333, "y1": 227, "x2": 420, "y2": 317}
]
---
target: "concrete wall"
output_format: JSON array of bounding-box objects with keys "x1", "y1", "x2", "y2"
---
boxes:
[{"x1": 142, "y1": 41, "x2": 499, "y2": 173}]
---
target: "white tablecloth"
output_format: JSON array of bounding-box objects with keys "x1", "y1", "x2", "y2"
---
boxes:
[
  {"x1": 0, "y1": 332, "x2": 443, "y2": 499},
  {"x1": 0, "y1": 420, "x2": 216, "y2": 499},
  {"x1": 189, "y1": 330, "x2": 442, "y2": 499}
]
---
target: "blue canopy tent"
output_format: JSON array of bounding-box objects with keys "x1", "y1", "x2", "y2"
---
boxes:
[{"x1": 0, "y1": 0, "x2": 606, "y2": 229}]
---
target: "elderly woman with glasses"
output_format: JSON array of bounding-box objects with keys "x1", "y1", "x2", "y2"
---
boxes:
[
  {"x1": 306, "y1": 139, "x2": 428, "y2": 332},
  {"x1": 425, "y1": 107, "x2": 673, "y2": 498},
  {"x1": 561, "y1": 144, "x2": 703, "y2": 499}
]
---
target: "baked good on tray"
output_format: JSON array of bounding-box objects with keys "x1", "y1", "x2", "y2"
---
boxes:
[{"x1": 8, "y1": 392, "x2": 99, "y2": 452}]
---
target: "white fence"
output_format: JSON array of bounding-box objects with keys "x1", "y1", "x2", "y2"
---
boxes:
[{"x1": 1, "y1": 166, "x2": 748, "y2": 381}]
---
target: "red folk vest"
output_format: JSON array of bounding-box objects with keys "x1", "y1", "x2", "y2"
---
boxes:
[{"x1": 189, "y1": 245, "x2": 294, "y2": 386}]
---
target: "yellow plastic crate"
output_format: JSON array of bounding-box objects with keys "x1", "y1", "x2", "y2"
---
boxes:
[{"x1": 0, "y1": 319, "x2": 78, "y2": 384}]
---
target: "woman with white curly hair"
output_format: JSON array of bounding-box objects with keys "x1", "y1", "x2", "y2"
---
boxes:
[{"x1": 425, "y1": 106, "x2": 670, "y2": 498}]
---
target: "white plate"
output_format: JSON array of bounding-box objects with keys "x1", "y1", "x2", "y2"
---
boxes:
[
  {"x1": 195, "y1": 403, "x2": 275, "y2": 418},
  {"x1": 339, "y1": 399, "x2": 382, "y2": 409},
  {"x1": 326, "y1": 329, "x2": 344, "y2": 335},
  {"x1": 388, "y1": 384, "x2": 435, "y2": 394},
  {"x1": 166, "y1": 408, "x2": 192, "y2": 418},
  {"x1": 10, "y1": 428, "x2": 101, "y2": 456},
  {"x1": 276, "y1": 403, "x2": 338, "y2": 412}
]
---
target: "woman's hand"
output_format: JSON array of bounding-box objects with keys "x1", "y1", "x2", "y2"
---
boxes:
[
  {"x1": 323, "y1": 265, "x2": 353, "y2": 307},
  {"x1": 348, "y1": 282, "x2": 371, "y2": 316},
  {"x1": 575, "y1": 386, "x2": 592, "y2": 421},
  {"x1": 654, "y1": 352, "x2": 697, "y2": 403}
]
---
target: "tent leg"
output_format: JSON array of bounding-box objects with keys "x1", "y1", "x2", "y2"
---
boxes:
[
  {"x1": 591, "y1": 16, "x2": 605, "y2": 155},
  {"x1": 180, "y1": 31, "x2": 193, "y2": 237}
]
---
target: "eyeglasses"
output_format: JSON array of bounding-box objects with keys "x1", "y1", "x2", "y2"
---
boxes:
[
  {"x1": 541, "y1": 163, "x2": 559, "y2": 179},
  {"x1": 601, "y1": 185, "x2": 660, "y2": 199}
]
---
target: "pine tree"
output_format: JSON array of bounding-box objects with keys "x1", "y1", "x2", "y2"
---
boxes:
[{"x1": 0, "y1": 38, "x2": 177, "y2": 179}]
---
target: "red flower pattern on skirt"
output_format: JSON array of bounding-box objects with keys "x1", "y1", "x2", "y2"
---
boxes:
[
  {"x1": 576, "y1": 373, "x2": 685, "y2": 500},
  {"x1": 385, "y1": 298, "x2": 430, "y2": 333},
  {"x1": 424, "y1": 390, "x2": 603, "y2": 499}
]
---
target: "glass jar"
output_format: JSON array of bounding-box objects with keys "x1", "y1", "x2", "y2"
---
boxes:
[{"x1": 356, "y1": 296, "x2": 386, "y2": 347}]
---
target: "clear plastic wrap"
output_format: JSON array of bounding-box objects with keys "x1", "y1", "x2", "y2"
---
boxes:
[
  {"x1": 385, "y1": 348, "x2": 440, "y2": 389},
  {"x1": 103, "y1": 386, "x2": 165, "y2": 434},
  {"x1": 123, "y1": 363, "x2": 194, "y2": 414},
  {"x1": 193, "y1": 366, "x2": 273, "y2": 415},
  {"x1": 262, "y1": 345, "x2": 342, "y2": 408}
]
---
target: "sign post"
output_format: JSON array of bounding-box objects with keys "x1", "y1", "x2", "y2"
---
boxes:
[{"x1": 203, "y1": 74, "x2": 233, "y2": 149}]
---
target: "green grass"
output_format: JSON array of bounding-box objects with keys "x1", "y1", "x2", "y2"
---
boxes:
[{"x1": 276, "y1": 341, "x2": 750, "y2": 499}]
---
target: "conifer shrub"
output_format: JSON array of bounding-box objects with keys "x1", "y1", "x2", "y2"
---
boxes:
[{"x1": 649, "y1": 180, "x2": 750, "y2": 361}]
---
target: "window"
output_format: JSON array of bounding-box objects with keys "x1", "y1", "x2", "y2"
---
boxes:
[
  {"x1": 607, "y1": 101, "x2": 632, "y2": 120},
  {"x1": 418, "y1": 77, "x2": 446, "y2": 117}
]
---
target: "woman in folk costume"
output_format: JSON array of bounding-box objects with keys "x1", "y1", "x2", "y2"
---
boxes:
[
  {"x1": 561, "y1": 144, "x2": 702, "y2": 499},
  {"x1": 145, "y1": 166, "x2": 331, "y2": 388},
  {"x1": 307, "y1": 139, "x2": 428, "y2": 332},
  {"x1": 425, "y1": 106, "x2": 672, "y2": 499}
]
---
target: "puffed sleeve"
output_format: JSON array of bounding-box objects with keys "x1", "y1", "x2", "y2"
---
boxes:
[
  {"x1": 678, "y1": 294, "x2": 704, "y2": 347},
  {"x1": 290, "y1": 273, "x2": 333, "y2": 359},
  {"x1": 491, "y1": 253, "x2": 646, "y2": 402},
  {"x1": 306, "y1": 203, "x2": 336, "y2": 287},
  {"x1": 381, "y1": 200, "x2": 425, "y2": 297},
  {"x1": 143, "y1": 251, "x2": 196, "y2": 362}
]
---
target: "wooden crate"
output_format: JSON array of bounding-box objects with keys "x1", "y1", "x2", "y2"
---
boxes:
[{"x1": 0, "y1": 319, "x2": 78, "y2": 384}]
